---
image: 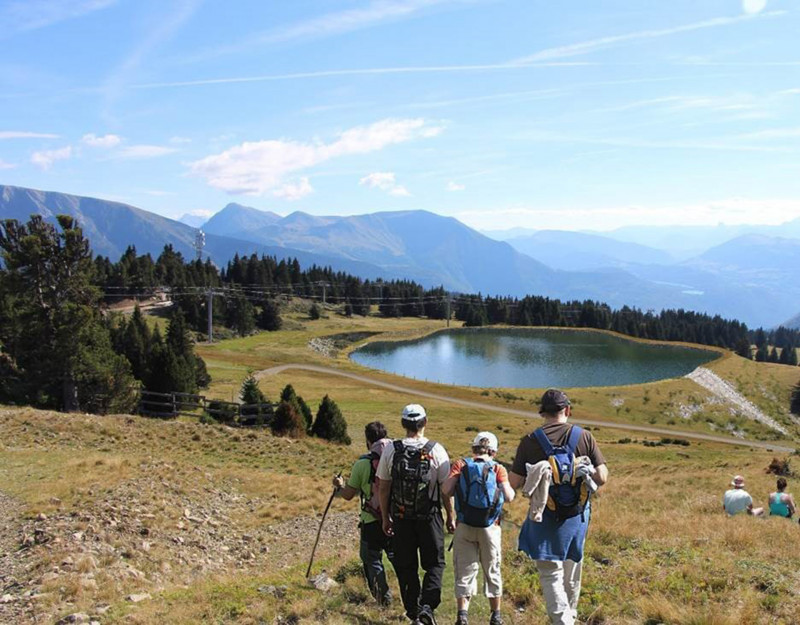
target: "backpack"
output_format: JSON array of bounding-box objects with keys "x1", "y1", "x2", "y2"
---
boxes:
[
  {"x1": 532, "y1": 425, "x2": 591, "y2": 521},
  {"x1": 454, "y1": 458, "x2": 504, "y2": 527},
  {"x1": 390, "y1": 440, "x2": 439, "y2": 520},
  {"x1": 359, "y1": 438, "x2": 392, "y2": 519}
]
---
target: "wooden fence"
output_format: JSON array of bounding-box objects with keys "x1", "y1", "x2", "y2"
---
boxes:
[{"x1": 138, "y1": 389, "x2": 275, "y2": 426}]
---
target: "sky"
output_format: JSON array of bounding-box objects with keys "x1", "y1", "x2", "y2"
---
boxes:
[{"x1": 1, "y1": 0, "x2": 800, "y2": 232}]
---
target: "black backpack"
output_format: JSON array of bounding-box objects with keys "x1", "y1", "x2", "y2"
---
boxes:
[{"x1": 390, "y1": 440, "x2": 439, "y2": 520}]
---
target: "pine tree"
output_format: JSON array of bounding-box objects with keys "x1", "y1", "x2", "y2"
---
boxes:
[
  {"x1": 280, "y1": 384, "x2": 313, "y2": 431},
  {"x1": 768, "y1": 347, "x2": 779, "y2": 363},
  {"x1": 271, "y1": 401, "x2": 306, "y2": 437},
  {"x1": 239, "y1": 375, "x2": 272, "y2": 426},
  {"x1": 735, "y1": 338, "x2": 752, "y2": 360},
  {"x1": 0, "y1": 215, "x2": 136, "y2": 412},
  {"x1": 309, "y1": 303, "x2": 321, "y2": 320},
  {"x1": 226, "y1": 294, "x2": 256, "y2": 336},
  {"x1": 257, "y1": 298, "x2": 282, "y2": 331},
  {"x1": 791, "y1": 382, "x2": 800, "y2": 415},
  {"x1": 311, "y1": 395, "x2": 351, "y2": 444},
  {"x1": 789, "y1": 346, "x2": 799, "y2": 367}
]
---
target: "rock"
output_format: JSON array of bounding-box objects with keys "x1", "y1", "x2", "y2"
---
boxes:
[
  {"x1": 55, "y1": 613, "x2": 90, "y2": 624},
  {"x1": 258, "y1": 585, "x2": 287, "y2": 598},
  {"x1": 0, "y1": 594, "x2": 15, "y2": 603},
  {"x1": 94, "y1": 604, "x2": 111, "y2": 615},
  {"x1": 126, "y1": 592, "x2": 151, "y2": 603},
  {"x1": 50, "y1": 497, "x2": 62, "y2": 506},
  {"x1": 35, "y1": 513, "x2": 47, "y2": 521},
  {"x1": 309, "y1": 572, "x2": 338, "y2": 592}
]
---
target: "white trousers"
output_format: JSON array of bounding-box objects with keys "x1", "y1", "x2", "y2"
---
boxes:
[{"x1": 535, "y1": 559, "x2": 583, "y2": 625}]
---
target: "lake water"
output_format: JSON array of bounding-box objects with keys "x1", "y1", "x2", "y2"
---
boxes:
[{"x1": 349, "y1": 328, "x2": 718, "y2": 388}]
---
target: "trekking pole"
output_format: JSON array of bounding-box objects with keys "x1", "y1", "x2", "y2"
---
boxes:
[{"x1": 306, "y1": 471, "x2": 342, "y2": 578}]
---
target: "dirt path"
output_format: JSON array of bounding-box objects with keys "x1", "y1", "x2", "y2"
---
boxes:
[{"x1": 257, "y1": 363, "x2": 795, "y2": 452}]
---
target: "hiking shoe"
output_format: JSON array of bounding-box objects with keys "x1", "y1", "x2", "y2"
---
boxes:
[
  {"x1": 455, "y1": 613, "x2": 468, "y2": 625},
  {"x1": 418, "y1": 605, "x2": 438, "y2": 625},
  {"x1": 489, "y1": 611, "x2": 503, "y2": 625}
]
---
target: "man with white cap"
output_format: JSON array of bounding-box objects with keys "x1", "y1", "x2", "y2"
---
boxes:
[
  {"x1": 442, "y1": 431, "x2": 516, "y2": 625},
  {"x1": 723, "y1": 475, "x2": 764, "y2": 516},
  {"x1": 377, "y1": 404, "x2": 455, "y2": 625}
]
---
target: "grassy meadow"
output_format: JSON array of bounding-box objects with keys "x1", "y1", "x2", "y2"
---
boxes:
[{"x1": 2, "y1": 304, "x2": 800, "y2": 624}]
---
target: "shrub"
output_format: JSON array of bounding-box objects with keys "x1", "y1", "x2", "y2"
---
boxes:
[
  {"x1": 271, "y1": 401, "x2": 306, "y2": 438},
  {"x1": 311, "y1": 395, "x2": 351, "y2": 445},
  {"x1": 765, "y1": 457, "x2": 793, "y2": 477},
  {"x1": 206, "y1": 400, "x2": 237, "y2": 425},
  {"x1": 309, "y1": 303, "x2": 321, "y2": 320}
]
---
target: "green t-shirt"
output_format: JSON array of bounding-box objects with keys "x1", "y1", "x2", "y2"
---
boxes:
[{"x1": 348, "y1": 457, "x2": 378, "y2": 524}]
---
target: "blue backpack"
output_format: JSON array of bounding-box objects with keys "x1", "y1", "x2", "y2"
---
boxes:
[
  {"x1": 533, "y1": 425, "x2": 590, "y2": 521},
  {"x1": 454, "y1": 458, "x2": 504, "y2": 527}
]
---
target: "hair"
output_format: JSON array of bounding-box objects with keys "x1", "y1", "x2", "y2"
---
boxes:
[
  {"x1": 777, "y1": 477, "x2": 787, "y2": 491},
  {"x1": 401, "y1": 416, "x2": 427, "y2": 433},
  {"x1": 472, "y1": 436, "x2": 494, "y2": 456},
  {"x1": 364, "y1": 421, "x2": 387, "y2": 445}
]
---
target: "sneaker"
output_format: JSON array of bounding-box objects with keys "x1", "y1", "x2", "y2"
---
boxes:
[
  {"x1": 418, "y1": 605, "x2": 438, "y2": 625},
  {"x1": 489, "y1": 611, "x2": 503, "y2": 625},
  {"x1": 455, "y1": 612, "x2": 469, "y2": 625}
]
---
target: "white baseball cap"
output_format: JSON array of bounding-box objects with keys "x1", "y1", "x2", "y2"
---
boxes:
[
  {"x1": 472, "y1": 431, "x2": 498, "y2": 453},
  {"x1": 401, "y1": 404, "x2": 427, "y2": 421}
]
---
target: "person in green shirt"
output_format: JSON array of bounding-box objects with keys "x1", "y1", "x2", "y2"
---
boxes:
[{"x1": 333, "y1": 421, "x2": 396, "y2": 605}]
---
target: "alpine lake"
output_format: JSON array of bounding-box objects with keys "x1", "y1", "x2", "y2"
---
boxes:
[{"x1": 349, "y1": 327, "x2": 719, "y2": 389}]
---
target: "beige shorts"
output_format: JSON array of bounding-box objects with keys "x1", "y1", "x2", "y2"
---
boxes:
[{"x1": 452, "y1": 522, "x2": 503, "y2": 598}]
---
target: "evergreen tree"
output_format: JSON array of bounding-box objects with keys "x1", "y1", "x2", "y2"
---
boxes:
[
  {"x1": 226, "y1": 293, "x2": 256, "y2": 336},
  {"x1": 311, "y1": 395, "x2": 351, "y2": 444},
  {"x1": 257, "y1": 298, "x2": 282, "y2": 331},
  {"x1": 271, "y1": 401, "x2": 306, "y2": 437},
  {"x1": 309, "y1": 303, "x2": 321, "y2": 320},
  {"x1": 280, "y1": 384, "x2": 313, "y2": 431},
  {"x1": 239, "y1": 375, "x2": 272, "y2": 426},
  {"x1": 735, "y1": 338, "x2": 752, "y2": 360},
  {"x1": 791, "y1": 382, "x2": 800, "y2": 415},
  {"x1": 0, "y1": 215, "x2": 136, "y2": 412},
  {"x1": 789, "y1": 346, "x2": 799, "y2": 367},
  {"x1": 768, "y1": 347, "x2": 779, "y2": 363}
]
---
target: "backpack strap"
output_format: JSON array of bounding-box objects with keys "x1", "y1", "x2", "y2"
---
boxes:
[
  {"x1": 532, "y1": 427, "x2": 555, "y2": 456},
  {"x1": 564, "y1": 425, "x2": 583, "y2": 455},
  {"x1": 422, "y1": 440, "x2": 437, "y2": 455},
  {"x1": 454, "y1": 458, "x2": 470, "y2": 512}
]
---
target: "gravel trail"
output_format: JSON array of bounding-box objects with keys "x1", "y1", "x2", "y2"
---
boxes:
[{"x1": 258, "y1": 363, "x2": 795, "y2": 452}]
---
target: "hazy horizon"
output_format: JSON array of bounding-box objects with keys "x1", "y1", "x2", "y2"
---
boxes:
[{"x1": 2, "y1": 0, "x2": 800, "y2": 232}]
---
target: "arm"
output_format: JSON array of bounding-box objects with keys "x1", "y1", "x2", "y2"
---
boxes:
[
  {"x1": 442, "y1": 474, "x2": 458, "y2": 498},
  {"x1": 787, "y1": 494, "x2": 796, "y2": 516},
  {"x1": 336, "y1": 485, "x2": 359, "y2": 501},
  {"x1": 442, "y1": 493, "x2": 456, "y2": 533},
  {"x1": 594, "y1": 463, "x2": 609, "y2": 487},
  {"x1": 501, "y1": 480, "x2": 515, "y2": 502},
  {"x1": 509, "y1": 471, "x2": 525, "y2": 490},
  {"x1": 378, "y1": 477, "x2": 393, "y2": 535}
]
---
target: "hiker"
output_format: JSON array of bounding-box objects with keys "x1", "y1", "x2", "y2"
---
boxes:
[
  {"x1": 377, "y1": 404, "x2": 455, "y2": 625},
  {"x1": 333, "y1": 421, "x2": 396, "y2": 605},
  {"x1": 509, "y1": 389, "x2": 608, "y2": 625},
  {"x1": 442, "y1": 431, "x2": 515, "y2": 625},
  {"x1": 723, "y1": 475, "x2": 764, "y2": 516},
  {"x1": 768, "y1": 477, "x2": 796, "y2": 519}
]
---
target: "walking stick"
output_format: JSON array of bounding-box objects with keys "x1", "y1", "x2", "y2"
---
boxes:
[{"x1": 306, "y1": 472, "x2": 342, "y2": 578}]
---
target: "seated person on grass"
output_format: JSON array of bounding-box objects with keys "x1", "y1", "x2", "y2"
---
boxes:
[{"x1": 723, "y1": 475, "x2": 764, "y2": 517}]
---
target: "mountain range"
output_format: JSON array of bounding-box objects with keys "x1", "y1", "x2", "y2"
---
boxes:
[{"x1": 1, "y1": 184, "x2": 798, "y2": 329}]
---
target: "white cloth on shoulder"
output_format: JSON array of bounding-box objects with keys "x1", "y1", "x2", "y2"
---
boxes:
[{"x1": 523, "y1": 461, "x2": 552, "y2": 522}]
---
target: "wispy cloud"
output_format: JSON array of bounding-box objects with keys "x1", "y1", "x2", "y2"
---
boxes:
[
  {"x1": 737, "y1": 127, "x2": 800, "y2": 141},
  {"x1": 189, "y1": 118, "x2": 442, "y2": 195},
  {"x1": 31, "y1": 145, "x2": 72, "y2": 169},
  {"x1": 446, "y1": 181, "x2": 465, "y2": 191},
  {"x1": 0, "y1": 130, "x2": 59, "y2": 140},
  {"x1": 102, "y1": 0, "x2": 202, "y2": 113},
  {"x1": 184, "y1": 0, "x2": 475, "y2": 62},
  {"x1": 82, "y1": 132, "x2": 122, "y2": 148},
  {"x1": 0, "y1": 159, "x2": 17, "y2": 170},
  {"x1": 513, "y1": 11, "x2": 785, "y2": 64},
  {"x1": 113, "y1": 144, "x2": 178, "y2": 159},
  {"x1": 360, "y1": 172, "x2": 411, "y2": 197},
  {"x1": 1, "y1": 0, "x2": 118, "y2": 35}
]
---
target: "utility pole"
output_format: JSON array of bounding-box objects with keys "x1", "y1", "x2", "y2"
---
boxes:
[
  {"x1": 322, "y1": 282, "x2": 327, "y2": 305},
  {"x1": 207, "y1": 288, "x2": 213, "y2": 343}
]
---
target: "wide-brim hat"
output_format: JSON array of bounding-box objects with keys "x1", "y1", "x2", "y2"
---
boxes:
[{"x1": 731, "y1": 475, "x2": 745, "y2": 488}]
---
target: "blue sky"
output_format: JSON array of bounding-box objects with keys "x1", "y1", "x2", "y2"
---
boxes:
[{"x1": 1, "y1": 0, "x2": 799, "y2": 231}]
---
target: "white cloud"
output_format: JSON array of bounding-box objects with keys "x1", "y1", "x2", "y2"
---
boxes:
[
  {"x1": 513, "y1": 11, "x2": 784, "y2": 63},
  {"x1": 190, "y1": 118, "x2": 441, "y2": 195},
  {"x1": 0, "y1": 159, "x2": 17, "y2": 170},
  {"x1": 0, "y1": 130, "x2": 59, "y2": 140},
  {"x1": 31, "y1": 145, "x2": 72, "y2": 170},
  {"x1": 359, "y1": 172, "x2": 411, "y2": 197},
  {"x1": 1, "y1": 0, "x2": 119, "y2": 35},
  {"x1": 82, "y1": 132, "x2": 122, "y2": 148},
  {"x1": 446, "y1": 181, "x2": 465, "y2": 191},
  {"x1": 114, "y1": 144, "x2": 178, "y2": 159},
  {"x1": 737, "y1": 127, "x2": 800, "y2": 141},
  {"x1": 743, "y1": 0, "x2": 768, "y2": 15},
  {"x1": 274, "y1": 177, "x2": 314, "y2": 201}
]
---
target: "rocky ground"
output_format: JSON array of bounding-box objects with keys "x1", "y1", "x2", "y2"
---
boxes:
[{"x1": 0, "y1": 463, "x2": 357, "y2": 625}]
